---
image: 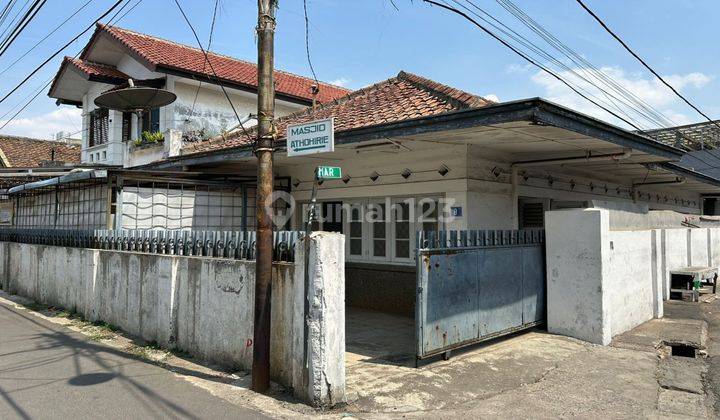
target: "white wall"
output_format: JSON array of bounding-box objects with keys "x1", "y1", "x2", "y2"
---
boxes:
[
  {"x1": 0, "y1": 233, "x2": 346, "y2": 406},
  {"x1": 547, "y1": 208, "x2": 720, "y2": 345}
]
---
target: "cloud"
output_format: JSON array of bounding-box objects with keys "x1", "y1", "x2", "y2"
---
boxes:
[
  {"x1": 0, "y1": 107, "x2": 82, "y2": 139},
  {"x1": 483, "y1": 93, "x2": 500, "y2": 102},
  {"x1": 506, "y1": 63, "x2": 533, "y2": 74},
  {"x1": 530, "y1": 66, "x2": 713, "y2": 128},
  {"x1": 329, "y1": 77, "x2": 351, "y2": 87}
]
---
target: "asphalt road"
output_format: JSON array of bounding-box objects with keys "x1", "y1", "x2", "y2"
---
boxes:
[{"x1": 0, "y1": 302, "x2": 269, "y2": 420}]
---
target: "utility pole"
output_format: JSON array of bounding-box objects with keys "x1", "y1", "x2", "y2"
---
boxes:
[{"x1": 252, "y1": 0, "x2": 276, "y2": 393}]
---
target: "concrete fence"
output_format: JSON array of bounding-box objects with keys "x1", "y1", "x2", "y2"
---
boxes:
[
  {"x1": 0, "y1": 231, "x2": 345, "y2": 406},
  {"x1": 546, "y1": 208, "x2": 720, "y2": 345}
]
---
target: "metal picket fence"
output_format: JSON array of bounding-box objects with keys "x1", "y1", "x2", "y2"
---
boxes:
[
  {"x1": 417, "y1": 228, "x2": 545, "y2": 250},
  {"x1": 0, "y1": 228, "x2": 302, "y2": 262}
]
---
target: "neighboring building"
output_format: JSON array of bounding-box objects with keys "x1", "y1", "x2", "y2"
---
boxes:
[
  {"x1": 48, "y1": 24, "x2": 350, "y2": 167},
  {"x1": 0, "y1": 135, "x2": 80, "y2": 168}
]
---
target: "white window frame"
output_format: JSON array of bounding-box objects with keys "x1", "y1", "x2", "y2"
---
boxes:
[{"x1": 341, "y1": 196, "x2": 443, "y2": 266}]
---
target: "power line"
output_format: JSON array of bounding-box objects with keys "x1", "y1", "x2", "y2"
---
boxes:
[
  {"x1": 0, "y1": 0, "x2": 93, "y2": 77},
  {"x1": 0, "y1": 0, "x2": 134, "y2": 131},
  {"x1": 172, "y1": 0, "x2": 253, "y2": 143},
  {"x1": 423, "y1": 0, "x2": 643, "y2": 130},
  {"x1": 492, "y1": 0, "x2": 675, "y2": 130},
  {"x1": 574, "y1": 0, "x2": 720, "y2": 133},
  {"x1": 303, "y1": 0, "x2": 318, "y2": 84},
  {"x1": 189, "y1": 0, "x2": 219, "y2": 119},
  {"x1": 454, "y1": 0, "x2": 651, "y2": 130},
  {"x1": 0, "y1": 0, "x2": 48, "y2": 59},
  {"x1": 0, "y1": 0, "x2": 128, "y2": 106}
]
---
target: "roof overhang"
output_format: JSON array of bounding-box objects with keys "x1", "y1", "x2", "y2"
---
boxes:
[
  {"x1": 48, "y1": 58, "x2": 127, "y2": 104},
  {"x1": 147, "y1": 98, "x2": 684, "y2": 169}
]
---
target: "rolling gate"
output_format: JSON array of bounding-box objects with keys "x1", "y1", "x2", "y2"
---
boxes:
[{"x1": 415, "y1": 229, "x2": 546, "y2": 361}]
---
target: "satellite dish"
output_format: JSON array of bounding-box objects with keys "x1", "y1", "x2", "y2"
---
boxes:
[{"x1": 93, "y1": 79, "x2": 176, "y2": 111}]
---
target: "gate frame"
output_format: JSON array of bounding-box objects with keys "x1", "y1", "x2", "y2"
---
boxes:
[{"x1": 415, "y1": 229, "x2": 546, "y2": 362}]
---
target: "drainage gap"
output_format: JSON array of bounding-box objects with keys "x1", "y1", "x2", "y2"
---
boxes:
[{"x1": 670, "y1": 344, "x2": 697, "y2": 358}]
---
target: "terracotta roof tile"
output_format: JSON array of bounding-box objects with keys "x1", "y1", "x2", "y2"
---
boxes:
[
  {"x1": 91, "y1": 25, "x2": 351, "y2": 104},
  {"x1": 184, "y1": 71, "x2": 494, "y2": 155},
  {"x1": 66, "y1": 57, "x2": 129, "y2": 82},
  {"x1": 0, "y1": 136, "x2": 80, "y2": 167}
]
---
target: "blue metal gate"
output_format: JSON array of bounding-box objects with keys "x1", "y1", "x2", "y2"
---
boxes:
[{"x1": 416, "y1": 229, "x2": 546, "y2": 359}]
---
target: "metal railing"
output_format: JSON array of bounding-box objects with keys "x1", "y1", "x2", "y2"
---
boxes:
[
  {"x1": 0, "y1": 228, "x2": 302, "y2": 262},
  {"x1": 418, "y1": 229, "x2": 545, "y2": 250}
]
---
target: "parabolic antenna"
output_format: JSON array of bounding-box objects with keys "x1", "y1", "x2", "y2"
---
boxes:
[{"x1": 93, "y1": 79, "x2": 176, "y2": 111}]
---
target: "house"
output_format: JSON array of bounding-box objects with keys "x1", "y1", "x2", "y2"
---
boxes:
[
  {"x1": 48, "y1": 24, "x2": 350, "y2": 167},
  {"x1": 139, "y1": 70, "x2": 720, "y2": 315},
  {"x1": 6, "y1": 24, "x2": 720, "y2": 362},
  {"x1": 0, "y1": 135, "x2": 80, "y2": 168}
]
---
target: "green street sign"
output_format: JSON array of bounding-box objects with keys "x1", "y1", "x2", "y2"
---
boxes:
[{"x1": 316, "y1": 166, "x2": 342, "y2": 180}]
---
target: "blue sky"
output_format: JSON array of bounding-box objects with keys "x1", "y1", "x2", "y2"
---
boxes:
[{"x1": 0, "y1": 0, "x2": 718, "y2": 139}]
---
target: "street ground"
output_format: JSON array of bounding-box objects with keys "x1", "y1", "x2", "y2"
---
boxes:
[
  {"x1": 0, "y1": 295, "x2": 269, "y2": 419},
  {"x1": 1, "y1": 290, "x2": 718, "y2": 419}
]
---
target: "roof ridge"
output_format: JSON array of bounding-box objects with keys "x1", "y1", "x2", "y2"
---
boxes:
[
  {"x1": 99, "y1": 24, "x2": 351, "y2": 92},
  {"x1": 397, "y1": 71, "x2": 491, "y2": 108}
]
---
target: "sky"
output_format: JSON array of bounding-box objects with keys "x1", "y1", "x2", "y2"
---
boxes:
[{"x1": 0, "y1": 0, "x2": 718, "y2": 140}]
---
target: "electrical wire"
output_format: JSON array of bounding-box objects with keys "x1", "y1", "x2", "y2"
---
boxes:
[
  {"x1": 303, "y1": 0, "x2": 319, "y2": 85},
  {"x1": 423, "y1": 0, "x2": 642, "y2": 130},
  {"x1": 574, "y1": 0, "x2": 720, "y2": 133},
  {"x1": 0, "y1": 0, "x2": 48, "y2": 59},
  {"x1": 172, "y1": 0, "x2": 253, "y2": 144},
  {"x1": 0, "y1": 0, "x2": 133, "y2": 132},
  {"x1": 492, "y1": 0, "x2": 675, "y2": 130},
  {"x1": 0, "y1": 0, "x2": 93, "y2": 77},
  {"x1": 189, "y1": 0, "x2": 219, "y2": 120},
  {"x1": 0, "y1": 0, "x2": 128, "y2": 107}
]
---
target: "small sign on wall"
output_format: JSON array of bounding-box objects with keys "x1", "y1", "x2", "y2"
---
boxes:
[{"x1": 451, "y1": 206, "x2": 463, "y2": 217}]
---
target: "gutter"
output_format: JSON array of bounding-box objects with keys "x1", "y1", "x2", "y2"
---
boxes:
[
  {"x1": 511, "y1": 149, "x2": 632, "y2": 168},
  {"x1": 7, "y1": 169, "x2": 107, "y2": 195}
]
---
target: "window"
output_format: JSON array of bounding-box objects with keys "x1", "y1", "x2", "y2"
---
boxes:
[
  {"x1": 394, "y1": 201, "x2": 411, "y2": 259},
  {"x1": 321, "y1": 202, "x2": 343, "y2": 232},
  {"x1": 369, "y1": 202, "x2": 387, "y2": 258},
  {"x1": 121, "y1": 112, "x2": 132, "y2": 142},
  {"x1": 348, "y1": 203, "x2": 363, "y2": 257},
  {"x1": 342, "y1": 197, "x2": 441, "y2": 265},
  {"x1": 141, "y1": 108, "x2": 161, "y2": 133},
  {"x1": 419, "y1": 198, "x2": 439, "y2": 233},
  {"x1": 102, "y1": 151, "x2": 106, "y2": 160},
  {"x1": 88, "y1": 108, "x2": 109, "y2": 147},
  {"x1": 89, "y1": 154, "x2": 94, "y2": 162},
  {"x1": 519, "y1": 199, "x2": 546, "y2": 228}
]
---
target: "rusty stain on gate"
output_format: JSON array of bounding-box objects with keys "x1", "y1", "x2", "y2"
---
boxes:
[{"x1": 415, "y1": 229, "x2": 546, "y2": 360}]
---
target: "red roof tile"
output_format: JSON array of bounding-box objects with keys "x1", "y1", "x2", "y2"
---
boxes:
[
  {"x1": 184, "y1": 71, "x2": 494, "y2": 154},
  {"x1": 66, "y1": 57, "x2": 129, "y2": 82},
  {"x1": 0, "y1": 136, "x2": 80, "y2": 167},
  {"x1": 88, "y1": 24, "x2": 351, "y2": 104}
]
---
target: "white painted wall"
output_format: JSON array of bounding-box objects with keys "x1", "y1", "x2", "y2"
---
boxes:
[
  {"x1": 0, "y1": 233, "x2": 346, "y2": 406},
  {"x1": 547, "y1": 207, "x2": 720, "y2": 345}
]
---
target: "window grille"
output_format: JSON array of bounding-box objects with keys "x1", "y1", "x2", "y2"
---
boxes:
[{"x1": 89, "y1": 108, "x2": 109, "y2": 147}]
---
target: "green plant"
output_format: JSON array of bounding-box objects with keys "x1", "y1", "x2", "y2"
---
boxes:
[
  {"x1": 141, "y1": 130, "x2": 165, "y2": 143},
  {"x1": 133, "y1": 138, "x2": 143, "y2": 146}
]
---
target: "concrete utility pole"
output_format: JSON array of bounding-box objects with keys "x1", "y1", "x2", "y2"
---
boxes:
[{"x1": 252, "y1": 0, "x2": 276, "y2": 392}]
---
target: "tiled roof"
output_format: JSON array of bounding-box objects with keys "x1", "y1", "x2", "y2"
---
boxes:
[
  {"x1": 184, "y1": 71, "x2": 494, "y2": 154},
  {"x1": 65, "y1": 57, "x2": 129, "y2": 82},
  {"x1": 90, "y1": 24, "x2": 351, "y2": 104},
  {"x1": 0, "y1": 136, "x2": 80, "y2": 167}
]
